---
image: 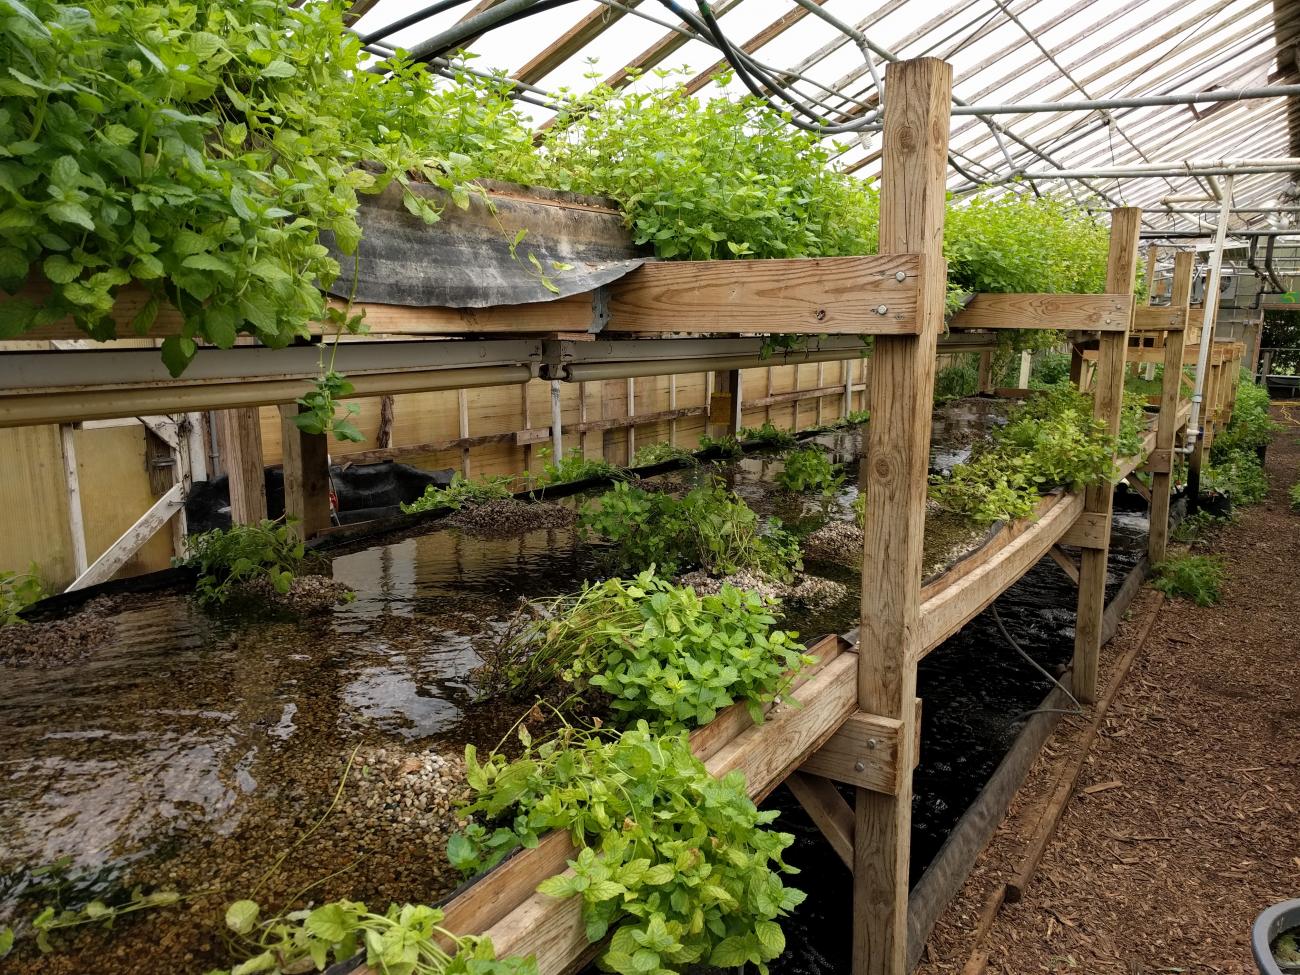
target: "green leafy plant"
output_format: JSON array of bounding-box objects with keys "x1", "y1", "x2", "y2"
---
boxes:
[
  {"x1": 448, "y1": 722, "x2": 805, "y2": 975},
  {"x1": 532, "y1": 447, "x2": 626, "y2": 488},
  {"x1": 698, "y1": 433, "x2": 743, "y2": 458},
  {"x1": 490, "y1": 569, "x2": 809, "y2": 731},
  {"x1": 934, "y1": 359, "x2": 979, "y2": 402},
  {"x1": 401, "y1": 473, "x2": 516, "y2": 514},
  {"x1": 738, "y1": 421, "x2": 796, "y2": 449},
  {"x1": 930, "y1": 384, "x2": 1118, "y2": 524},
  {"x1": 220, "y1": 899, "x2": 534, "y2": 975},
  {"x1": 1290, "y1": 481, "x2": 1300, "y2": 511},
  {"x1": 0, "y1": 563, "x2": 43, "y2": 625},
  {"x1": 1171, "y1": 510, "x2": 1232, "y2": 544},
  {"x1": 1117, "y1": 391, "x2": 1152, "y2": 457},
  {"x1": 0, "y1": 925, "x2": 11, "y2": 959},
  {"x1": 1152, "y1": 554, "x2": 1226, "y2": 606},
  {"x1": 184, "y1": 518, "x2": 309, "y2": 605},
  {"x1": 1212, "y1": 374, "x2": 1276, "y2": 461},
  {"x1": 580, "y1": 480, "x2": 801, "y2": 580},
  {"x1": 1203, "y1": 449, "x2": 1268, "y2": 506},
  {"x1": 631, "y1": 442, "x2": 698, "y2": 468},
  {"x1": 776, "y1": 446, "x2": 843, "y2": 495},
  {"x1": 31, "y1": 887, "x2": 181, "y2": 953}
]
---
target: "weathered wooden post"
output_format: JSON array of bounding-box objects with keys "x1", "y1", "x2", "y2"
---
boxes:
[
  {"x1": 1148, "y1": 251, "x2": 1192, "y2": 565},
  {"x1": 278, "y1": 405, "x2": 332, "y2": 539},
  {"x1": 854, "y1": 56, "x2": 951, "y2": 975},
  {"x1": 216, "y1": 407, "x2": 268, "y2": 525},
  {"x1": 1071, "y1": 207, "x2": 1141, "y2": 704}
]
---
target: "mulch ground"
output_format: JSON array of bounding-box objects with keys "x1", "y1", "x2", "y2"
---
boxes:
[{"x1": 917, "y1": 406, "x2": 1300, "y2": 975}]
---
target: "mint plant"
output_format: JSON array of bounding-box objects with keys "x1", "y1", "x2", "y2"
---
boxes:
[
  {"x1": 776, "y1": 447, "x2": 844, "y2": 495},
  {"x1": 402, "y1": 473, "x2": 516, "y2": 514},
  {"x1": 1152, "y1": 554, "x2": 1226, "y2": 606},
  {"x1": 0, "y1": 563, "x2": 43, "y2": 625},
  {"x1": 531, "y1": 447, "x2": 626, "y2": 488},
  {"x1": 448, "y1": 723, "x2": 805, "y2": 975},
  {"x1": 183, "y1": 518, "x2": 310, "y2": 605},
  {"x1": 739, "y1": 421, "x2": 797, "y2": 449}
]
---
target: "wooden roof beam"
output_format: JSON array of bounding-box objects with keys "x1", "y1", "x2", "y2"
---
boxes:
[{"x1": 512, "y1": 1, "x2": 644, "y2": 86}]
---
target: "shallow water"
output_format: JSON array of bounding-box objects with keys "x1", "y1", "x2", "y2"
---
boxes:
[{"x1": 0, "y1": 396, "x2": 1073, "y2": 973}]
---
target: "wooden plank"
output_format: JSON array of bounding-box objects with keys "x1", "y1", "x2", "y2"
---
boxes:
[
  {"x1": 278, "y1": 406, "x2": 332, "y2": 539},
  {"x1": 917, "y1": 492, "x2": 1085, "y2": 657},
  {"x1": 1132, "y1": 305, "x2": 1187, "y2": 331},
  {"x1": 216, "y1": 408, "x2": 267, "y2": 525},
  {"x1": 1142, "y1": 446, "x2": 1172, "y2": 475},
  {"x1": 948, "y1": 292, "x2": 1132, "y2": 332},
  {"x1": 58, "y1": 423, "x2": 89, "y2": 576},
  {"x1": 1059, "y1": 511, "x2": 1108, "y2": 549},
  {"x1": 800, "y1": 712, "x2": 904, "y2": 793},
  {"x1": 604, "y1": 256, "x2": 924, "y2": 335},
  {"x1": 66, "y1": 483, "x2": 184, "y2": 591},
  {"x1": 1047, "y1": 545, "x2": 1080, "y2": 585},
  {"x1": 854, "y1": 56, "x2": 951, "y2": 975},
  {"x1": 1073, "y1": 207, "x2": 1141, "y2": 705},
  {"x1": 786, "y1": 772, "x2": 854, "y2": 869}
]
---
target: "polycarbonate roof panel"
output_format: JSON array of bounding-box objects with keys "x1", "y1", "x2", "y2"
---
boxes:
[{"x1": 350, "y1": 0, "x2": 1300, "y2": 234}]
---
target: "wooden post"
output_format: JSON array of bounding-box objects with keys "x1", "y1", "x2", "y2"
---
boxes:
[
  {"x1": 709, "y1": 369, "x2": 741, "y2": 438},
  {"x1": 625, "y1": 377, "x2": 636, "y2": 463},
  {"x1": 1071, "y1": 207, "x2": 1141, "y2": 704},
  {"x1": 278, "y1": 405, "x2": 331, "y2": 539},
  {"x1": 550, "y1": 380, "x2": 564, "y2": 458},
  {"x1": 59, "y1": 423, "x2": 89, "y2": 575},
  {"x1": 458, "y1": 389, "x2": 472, "y2": 478},
  {"x1": 216, "y1": 407, "x2": 267, "y2": 524},
  {"x1": 1017, "y1": 349, "x2": 1032, "y2": 388},
  {"x1": 1149, "y1": 251, "x2": 1192, "y2": 565},
  {"x1": 854, "y1": 56, "x2": 950, "y2": 975},
  {"x1": 977, "y1": 349, "x2": 993, "y2": 393},
  {"x1": 668, "y1": 375, "x2": 678, "y2": 446}
]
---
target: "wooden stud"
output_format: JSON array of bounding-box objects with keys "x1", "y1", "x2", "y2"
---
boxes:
[
  {"x1": 58, "y1": 423, "x2": 89, "y2": 576},
  {"x1": 800, "y1": 711, "x2": 905, "y2": 794},
  {"x1": 216, "y1": 407, "x2": 267, "y2": 525},
  {"x1": 278, "y1": 405, "x2": 332, "y2": 539},
  {"x1": 66, "y1": 484, "x2": 186, "y2": 591},
  {"x1": 1047, "y1": 545, "x2": 1080, "y2": 585},
  {"x1": 458, "y1": 388, "x2": 472, "y2": 478},
  {"x1": 1072, "y1": 206, "x2": 1141, "y2": 705},
  {"x1": 549, "y1": 380, "x2": 564, "y2": 457},
  {"x1": 625, "y1": 377, "x2": 635, "y2": 463},
  {"x1": 977, "y1": 350, "x2": 993, "y2": 393},
  {"x1": 854, "y1": 56, "x2": 951, "y2": 975},
  {"x1": 667, "y1": 375, "x2": 677, "y2": 446}
]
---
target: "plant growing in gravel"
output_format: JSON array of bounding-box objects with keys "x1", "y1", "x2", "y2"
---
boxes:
[
  {"x1": 0, "y1": 564, "x2": 43, "y2": 625},
  {"x1": 698, "y1": 433, "x2": 743, "y2": 458},
  {"x1": 532, "y1": 447, "x2": 626, "y2": 488},
  {"x1": 1290, "y1": 482, "x2": 1300, "y2": 510},
  {"x1": 219, "y1": 898, "x2": 534, "y2": 975},
  {"x1": 448, "y1": 722, "x2": 805, "y2": 975},
  {"x1": 1152, "y1": 554, "x2": 1226, "y2": 606},
  {"x1": 184, "y1": 519, "x2": 310, "y2": 606},
  {"x1": 402, "y1": 474, "x2": 515, "y2": 514},
  {"x1": 738, "y1": 421, "x2": 796, "y2": 449},
  {"x1": 776, "y1": 447, "x2": 844, "y2": 495},
  {"x1": 490, "y1": 570, "x2": 810, "y2": 731},
  {"x1": 632, "y1": 442, "x2": 699, "y2": 468},
  {"x1": 580, "y1": 480, "x2": 801, "y2": 580},
  {"x1": 31, "y1": 887, "x2": 181, "y2": 952}
]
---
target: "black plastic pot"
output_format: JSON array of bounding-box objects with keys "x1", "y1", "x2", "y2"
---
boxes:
[{"x1": 1252, "y1": 898, "x2": 1300, "y2": 973}]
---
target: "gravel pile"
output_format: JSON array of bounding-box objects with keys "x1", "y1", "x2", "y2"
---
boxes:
[
  {"x1": 803, "y1": 521, "x2": 864, "y2": 565},
  {"x1": 237, "y1": 574, "x2": 354, "y2": 614},
  {"x1": 0, "y1": 596, "x2": 116, "y2": 668},
  {"x1": 443, "y1": 499, "x2": 576, "y2": 537},
  {"x1": 343, "y1": 746, "x2": 467, "y2": 841}
]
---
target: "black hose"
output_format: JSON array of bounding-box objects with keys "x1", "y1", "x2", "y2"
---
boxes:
[{"x1": 358, "y1": 0, "x2": 476, "y2": 46}]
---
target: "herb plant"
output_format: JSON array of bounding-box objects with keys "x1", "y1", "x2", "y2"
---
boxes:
[
  {"x1": 579, "y1": 480, "x2": 801, "y2": 581},
  {"x1": 1290, "y1": 481, "x2": 1300, "y2": 511},
  {"x1": 1203, "y1": 449, "x2": 1269, "y2": 506},
  {"x1": 491, "y1": 570, "x2": 809, "y2": 731},
  {"x1": 220, "y1": 899, "x2": 534, "y2": 975},
  {"x1": 31, "y1": 888, "x2": 181, "y2": 953},
  {"x1": 532, "y1": 447, "x2": 626, "y2": 488},
  {"x1": 1152, "y1": 554, "x2": 1226, "y2": 606},
  {"x1": 402, "y1": 473, "x2": 515, "y2": 514},
  {"x1": 448, "y1": 723, "x2": 805, "y2": 975},
  {"x1": 631, "y1": 442, "x2": 698, "y2": 468},
  {"x1": 0, "y1": 563, "x2": 43, "y2": 625},
  {"x1": 739, "y1": 421, "x2": 796, "y2": 449},
  {"x1": 776, "y1": 447, "x2": 843, "y2": 495},
  {"x1": 698, "y1": 433, "x2": 743, "y2": 459},
  {"x1": 184, "y1": 518, "x2": 309, "y2": 605},
  {"x1": 1211, "y1": 374, "x2": 1276, "y2": 461}
]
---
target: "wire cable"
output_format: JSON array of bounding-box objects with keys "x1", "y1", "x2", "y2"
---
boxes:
[{"x1": 988, "y1": 603, "x2": 1085, "y2": 722}]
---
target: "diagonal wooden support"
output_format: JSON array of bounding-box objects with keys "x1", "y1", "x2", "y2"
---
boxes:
[
  {"x1": 1047, "y1": 545, "x2": 1080, "y2": 585},
  {"x1": 786, "y1": 772, "x2": 854, "y2": 870},
  {"x1": 1124, "y1": 473, "x2": 1152, "y2": 504}
]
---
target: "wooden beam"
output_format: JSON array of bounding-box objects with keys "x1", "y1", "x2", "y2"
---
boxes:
[
  {"x1": 786, "y1": 772, "x2": 854, "y2": 869},
  {"x1": 278, "y1": 406, "x2": 332, "y2": 539},
  {"x1": 1132, "y1": 305, "x2": 1187, "y2": 331},
  {"x1": 1073, "y1": 206, "x2": 1141, "y2": 704},
  {"x1": 66, "y1": 483, "x2": 185, "y2": 591},
  {"x1": 216, "y1": 408, "x2": 267, "y2": 525},
  {"x1": 1047, "y1": 545, "x2": 1080, "y2": 585},
  {"x1": 594, "y1": 0, "x2": 744, "y2": 91},
  {"x1": 948, "y1": 292, "x2": 1133, "y2": 332},
  {"x1": 604, "y1": 256, "x2": 925, "y2": 335},
  {"x1": 512, "y1": 2, "x2": 643, "y2": 85},
  {"x1": 800, "y1": 711, "x2": 905, "y2": 793},
  {"x1": 1150, "y1": 251, "x2": 1193, "y2": 565},
  {"x1": 58, "y1": 423, "x2": 89, "y2": 576},
  {"x1": 682, "y1": 0, "x2": 826, "y2": 96},
  {"x1": 854, "y1": 56, "x2": 951, "y2": 975}
]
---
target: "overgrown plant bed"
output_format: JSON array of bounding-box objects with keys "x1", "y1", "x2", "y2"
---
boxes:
[{"x1": 0, "y1": 397, "x2": 1106, "y2": 974}]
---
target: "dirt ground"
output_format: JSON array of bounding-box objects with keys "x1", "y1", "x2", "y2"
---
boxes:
[{"x1": 917, "y1": 408, "x2": 1300, "y2": 975}]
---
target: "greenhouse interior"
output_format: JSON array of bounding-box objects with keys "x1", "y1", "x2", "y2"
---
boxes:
[{"x1": 3, "y1": 0, "x2": 1300, "y2": 973}]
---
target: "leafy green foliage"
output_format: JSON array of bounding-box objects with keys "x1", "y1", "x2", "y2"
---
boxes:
[
  {"x1": 934, "y1": 360, "x2": 979, "y2": 402},
  {"x1": 1152, "y1": 554, "x2": 1226, "y2": 606},
  {"x1": 0, "y1": 0, "x2": 492, "y2": 369},
  {"x1": 631, "y1": 442, "x2": 698, "y2": 468},
  {"x1": 449, "y1": 723, "x2": 805, "y2": 975},
  {"x1": 1029, "y1": 351, "x2": 1073, "y2": 388},
  {"x1": 401, "y1": 473, "x2": 515, "y2": 514},
  {"x1": 184, "y1": 518, "x2": 308, "y2": 605},
  {"x1": 738, "y1": 421, "x2": 796, "y2": 449},
  {"x1": 220, "y1": 899, "x2": 535, "y2": 975},
  {"x1": 1117, "y1": 391, "x2": 1151, "y2": 457},
  {"x1": 930, "y1": 384, "x2": 1117, "y2": 524},
  {"x1": 579, "y1": 480, "x2": 801, "y2": 580},
  {"x1": 698, "y1": 433, "x2": 743, "y2": 458},
  {"x1": 776, "y1": 446, "x2": 844, "y2": 495},
  {"x1": 532, "y1": 447, "x2": 626, "y2": 488},
  {"x1": 1171, "y1": 510, "x2": 1232, "y2": 545},
  {"x1": 0, "y1": 563, "x2": 43, "y2": 625},
  {"x1": 292, "y1": 365, "x2": 364, "y2": 444},
  {"x1": 1212, "y1": 373, "x2": 1276, "y2": 462},
  {"x1": 1290, "y1": 481, "x2": 1300, "y2": 511},
  {"x1": 31, "y1": 888, "x2": 180, "y2": 953},
  {"x1": 491, "y1": 570, "x2": 809, "y2": 731},
  {"x1": 1203, "y1": 449, "x2": 1269, "y2": 506},
  {"x1": 0, "y1": 925, "x2": 11, "y2": 959}
]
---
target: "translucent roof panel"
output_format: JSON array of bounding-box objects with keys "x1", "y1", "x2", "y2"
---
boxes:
[{"x1": 351, "y1": 0, "x2": 1300, "y2": 233}]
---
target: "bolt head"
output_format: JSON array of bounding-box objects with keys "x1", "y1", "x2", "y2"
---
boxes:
[
  {"x1": 895, "y1": 270, "x2": 907, "y2": 282},
  {"x1": 867, "y1": 738, "x2": 879, "y2": 749},
  {"x1": 853, "y1": 760, "x2": 866, "y2": 772},
  {"x1": 875, "y1": 304, "x2": 889, "y2": 315}
]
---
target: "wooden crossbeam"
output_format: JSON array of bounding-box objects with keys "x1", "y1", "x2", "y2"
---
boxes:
[
  {"x1": 1047, "y1": 545, "x2": 1080, "y2": 585},
  {"x1": 1132, "y1": 305, "x2": 1187, "y2": 331},
  {"x1": 800, "y1": 712, "x2": 905, "y2": 793},
  {"x1": 948, "y1": 293, "x2": 1133, "y2": 332},
  {"x1": 785, "y1": 772, "x2": 854, "y2": 869},
  {"x1": 66, "y1": 483, "x2": 184, "y2": 591}
]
